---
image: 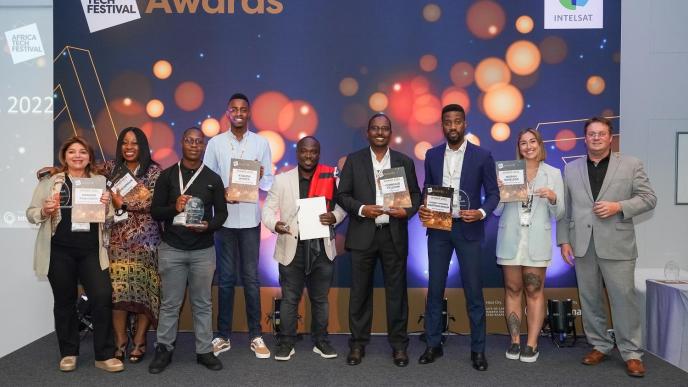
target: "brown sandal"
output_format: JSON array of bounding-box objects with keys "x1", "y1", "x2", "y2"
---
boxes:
[{"x1": 129, "y1": 343, "x2": 146, "y2": 363}]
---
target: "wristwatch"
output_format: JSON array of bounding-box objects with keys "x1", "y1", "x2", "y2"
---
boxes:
[{"x1": 115, "y1": 204, "x2": 128, "y2": 216}]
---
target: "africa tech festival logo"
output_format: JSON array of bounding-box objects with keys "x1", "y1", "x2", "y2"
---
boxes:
[{"x1": 559, "y1": 0, "x2": 589, "y2": 10}]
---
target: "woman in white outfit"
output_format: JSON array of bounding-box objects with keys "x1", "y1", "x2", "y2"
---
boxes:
[{"x1": 494, "y1": 128, "x2": 564, "y2": 362}]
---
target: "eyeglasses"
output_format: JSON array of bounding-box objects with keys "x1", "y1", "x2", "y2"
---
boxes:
[
  {"x1": 183, "y1": 137, "x2": 204, "y2": 145},
  {"x1": 369, "y1": 126, "x2": 391, "y2": 132},
  {"x1": 586, "y1": 131, "x2": 610, "y2": 139}
]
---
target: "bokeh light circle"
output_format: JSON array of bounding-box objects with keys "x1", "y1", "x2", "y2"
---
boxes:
[
  {"x1": 483, "y1": 84, "x2": 524, "y2": 123},
  {"x1": 369, "y1": 92, "x2": 389, "y2": 112},
  {"x1": 339, "y1": 77, "x2": 359, "y2": 97},
  {"x1": 201, "y1": 118, "x2": 220, "y2": 137},
  {"x1": 490, "y1": 122, "x2": 511, "y2": 142},
  {"x1": 450, "y1": 61, "x2": 475, "y2": 88},
  {"x1": 555, "y1": 129, "x2": 577, "y2": 151},
  {"x1": 441, "y1": 86, "x2": 471, "y2": 112},
  {"x1": 152, "y1": 148, "x2": 178, "y2": 169},
  {"x1": 278, "y1": 100, "x2": 318, "y2": 141},
  {"x1": 153, "y1": 60, "x2": 172, "y2": 80},
  {"x1": 388, "y1": 82, "x2": 414, "y2": 124},
  {"x1": 410, "y1": 76, "x2": 430, "y2": 95},
  {"x1": 466, "y1": 0, "x2": 506, "y2": 40},
  {"x1": 414, "y1": 141, "x2": 433, "y2": 160},
  {"x1": 586, "y1": 75, "x2": 606, "y2": 95},
  {"x1": 145, "y1": 99, "x2": 164, "y2": 118},
  {"x1": 109, "y1": 72, "x2": 152, "y2": 103},
  {"x1": 475, "y1": 57, "x2": 511, "y2": 92},
  {"x1": 422, "y1": 4, "x2": 441, "y2": 22},
  {"x1": 420, "y1": 54, "x2": 438, "y2": 72},
  {"x1": 252, "y1": 91, "x2": 291, "y2": 132},
  {"x1": 174, "y1": 81, "x2": 204, "y2": 111},
  {"x1": 539, "y1": 36, "x2": 568, "y2": 64},
  {"x1": 515, "y1": 15, "x2": 534, "y2": 34},
  {"x1": 257, "y1": 130, "x2": 285, "y2": 163},
  {"x1": 505, "y1": 40, "x2": 541, "y2": 76},
  {"x1": 141, "y1": 121, "x2": 175, "y2": 151},
  {"x1": 412, "y1": 93, "x2": 442, "y2": 126},
  {"x1": 408, "y1": 117, "x2": 443, "y2": 144}
]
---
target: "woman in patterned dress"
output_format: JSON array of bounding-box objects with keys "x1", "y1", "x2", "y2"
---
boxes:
[{"x1": 105, "y1": 127, "x2": 162, "y2": 363}]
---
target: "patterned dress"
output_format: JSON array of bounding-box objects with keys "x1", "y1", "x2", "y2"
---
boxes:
[{"x1": 105, "y1": 160, "x2": 162, "y2": 327}]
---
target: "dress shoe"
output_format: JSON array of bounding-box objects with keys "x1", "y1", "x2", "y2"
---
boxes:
[
  {"x1": 581, "y1": 349, "x2": 607, "y2": 365},
  {"x1": 418, "y1": 346, "x2": 443, "y2": 364},
  {"x1": 471, "y1": 351, "x2": 488, "y2": 371},
  {"x1": 197, "y1": 352, "x2": 223, "y2": 371},
  {"x1": 625, "y1": 359, "x2": 645, "y2": 377},
  {"x1": 59, "y1": 356, "x2": 77, "y2": 372},
  {"x1": 149, "y1": 345, "x2": 173, "y2": 374},
  {"x1": 346, "y1": 347, "x2": 364, "y2": 366},
  {"x1": 94, "y1": 358, "x2": 124, "y2": 372},
  {"x1": 392, "y1": 350, "x2": 409, "y2": 367}
]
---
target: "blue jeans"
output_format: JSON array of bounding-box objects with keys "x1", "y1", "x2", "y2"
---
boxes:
[
  {"x1": 424, "y1": 224, "x2": 485, "y2": 352},
  {"x1": 215, "y1": 226, "x2": 262, "y2": 339}
]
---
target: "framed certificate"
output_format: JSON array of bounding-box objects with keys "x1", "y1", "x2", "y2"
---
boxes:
[
  {"x1": 71, "y1": 177, "x2": 106, "y2": 223},
  {"x1": 226, "y1": 159, "x2": 261, "y2": 203}
]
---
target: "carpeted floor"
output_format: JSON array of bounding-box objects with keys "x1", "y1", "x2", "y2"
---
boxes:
[{"x1": 0, "y1": 332, "x2": 686, "y2": 386}]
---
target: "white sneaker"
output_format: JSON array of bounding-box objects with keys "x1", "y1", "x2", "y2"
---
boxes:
[
  {"x1": 212, "y1": 337, "x2": 231, "y2": 356},
  {"x1": 250, "y1": 337, "x2": 271, "y2": 359}
]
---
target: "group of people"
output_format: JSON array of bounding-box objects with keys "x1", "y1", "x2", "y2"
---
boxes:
[{"x1": 28, "y1": 93, "x2": 656, "y2": 378}]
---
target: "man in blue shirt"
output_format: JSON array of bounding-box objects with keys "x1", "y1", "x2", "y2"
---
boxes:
[{"x1": 204, "y1": 93, "x2": 274, "y2": 359}]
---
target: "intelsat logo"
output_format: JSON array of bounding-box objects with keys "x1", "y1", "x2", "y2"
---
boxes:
[
  {"x1": 4, "y1": 23, "x2": 45, "y2": 64},
  {"x1": 80, "y1": 0, "x2": 141, "y2": 33},
  {"x1": 544, "y1": 0, "x2": 603, "y2": 29}
]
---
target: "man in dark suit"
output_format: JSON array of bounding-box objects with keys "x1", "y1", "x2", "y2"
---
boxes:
[
  {"x1": 417, "y1": 104, "x2": 500, "y2": 370},
  {"x1": 336, "y1": 113, "x2": 421, "y2": 367}
]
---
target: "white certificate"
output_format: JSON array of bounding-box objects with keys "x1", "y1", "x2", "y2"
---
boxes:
[
  {"x1": 426, "y1": 195, "x2": 452, "y2": 213},
  {"x1": 296, "y1": 196, "x2": 330, "y2": 241},
  {"x1": 112, "y1": 172, "x2": 137, "y2": 196},
  {"x1": 231, "y1": 168, "x2": 258, "y2": 185},
  {"x1": 498, "y1": 170, "x2": 524, "y2": 185},
  {"x1": 73, "y1": 187, "x2": 103, "y2": 204},
  {"x1": 379, "y1": 176, "x2": 406, "y2": 194}
]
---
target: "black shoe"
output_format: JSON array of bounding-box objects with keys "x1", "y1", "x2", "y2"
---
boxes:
[
  {"x1": 313, "y1": 340, "x2": 338, "y2": 359},
  {"x1": 393, "y1": 350, "x2": 409, "y2": 367},
  {"x1": 346, "y1": 347, "x2": 364, "y2": 366},
  {"x1": 274, "y1": 342, "x2": 295, "y2": 361},
  {"x1": 148, "y1": 345, "x2": 173, "y2": 374},
  {"x1": 196, "y1": 352, "x2": 222, "y2": 370},
  {"x1": 471, "y1": 351, "x2": 488, "y2": 371},
  {"x1": 418, "y1": 346, "x2": 443, "y2": 364}
]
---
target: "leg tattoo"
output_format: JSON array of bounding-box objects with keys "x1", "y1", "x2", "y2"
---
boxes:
[
  {"x1": 507, "y1": 312, "x2": 520, "y2": 338},
  {"x1": 524, "y1": 272, "x2": 542, "y2": 291}
]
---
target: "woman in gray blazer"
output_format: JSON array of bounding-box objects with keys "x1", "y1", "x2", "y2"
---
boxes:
[{"x1": 493, "y1": 128, "x2": 564, "y2": 363}]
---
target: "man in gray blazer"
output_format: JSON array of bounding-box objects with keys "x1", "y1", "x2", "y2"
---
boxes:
[{"x1": 557, "y1": 117, "x2": 656, "y2": 378}]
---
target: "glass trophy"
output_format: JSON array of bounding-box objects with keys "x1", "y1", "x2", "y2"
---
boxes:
[
  {"x1": 53, "y1": 180, "x2": 71, "y2": 208},
  {"x1": 457, "y1": 189, "x2": 471, "y2": 217},
  {"x1": 184, "y1": 197, "x2": 204, "y2": 225},
  {"x1": 664, "y1": 260, "x2": 680, "y2": 282}
]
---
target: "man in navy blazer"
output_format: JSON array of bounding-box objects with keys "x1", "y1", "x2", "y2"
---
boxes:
[{"x1": 417, "y1": 104, "x2": 499, "y2": 370}]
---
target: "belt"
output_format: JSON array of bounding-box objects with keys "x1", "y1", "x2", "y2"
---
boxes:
[{"x1": 375, "y1": 223, "x2": 390, "y2": 229}]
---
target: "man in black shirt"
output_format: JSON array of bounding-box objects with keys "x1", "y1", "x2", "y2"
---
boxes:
[
  {"x1": 149, "y1": 127, "x2": 228, "y2": 373},
  {"x1": 262, "y1": 136, "x2": 346, "y2": 361}
]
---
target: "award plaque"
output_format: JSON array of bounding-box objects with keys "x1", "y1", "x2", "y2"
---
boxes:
[
  {"x1": 378, "y1": 167, "x2": 412, "y2": 209},
  {"x1": 53, "y1": 179, "x2": 71, "y2": 208},
  {"x1": 226, "y1": 159, "x2": 261, "y2": 203},
  {"x1": 496, "y1": 159, "x2": 527, "y2": 202},
  {"x1": 71, "y1": 177, "x2": 106, "y2": 223},
  {"x1": 184, "y1": 196, "x2": 204, "y2": 225},
  {"x1": 423, "y1": 185, "x2": 453, "y2": 231}
]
